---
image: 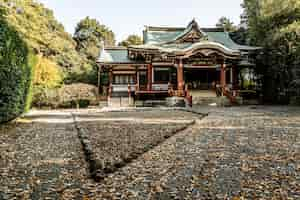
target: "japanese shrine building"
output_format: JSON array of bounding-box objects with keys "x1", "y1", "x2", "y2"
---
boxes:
[{"x1": 97, "y1": 20, "x2": 260, "y2": 105}]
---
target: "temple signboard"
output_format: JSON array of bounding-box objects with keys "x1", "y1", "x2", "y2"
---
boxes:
[{"x1": 186, "y1": 57, "x2": 217, "y2": 66}]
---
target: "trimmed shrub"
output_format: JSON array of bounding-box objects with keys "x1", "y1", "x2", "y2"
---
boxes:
[
  {"x1": 0, "y1": 11, "x2": 34, "y2": 123},
  {"x1": 32, "y1": 83, "x2": 98, "y2": 109}
]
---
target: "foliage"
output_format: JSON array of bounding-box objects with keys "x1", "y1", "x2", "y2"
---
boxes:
[
  {"x1": 73, "y1": 17, "x2": 115, "y2": 61},
  {"x1": 24, "y1": 54, "x2": 37, "y2": 112},
  {"x1": 33, "y1": 55, "x2": 62, "y2": 89},
  {"x1": 216, "y1": 17, "x2": 237, "y2": 32},
  {"x1": 0, "y1": 0, "x2": 112, "y2": 84},
  {"x1": 32, "y1": 83, "x2": 98, "y2": 109},
  {"x1": 230, "y1": 27, "x2": 249, "y2": 45},
  {"x1": 118, "y1": 34, "x2": 143, "y2": 47},
  {"x1": 0, "y1": 9, "x2": 34, "y2": 122},
  {"x1": 243, "y1": 0, "x2": 300, "y2": 103}
]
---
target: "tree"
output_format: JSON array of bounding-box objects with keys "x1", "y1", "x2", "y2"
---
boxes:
[
  {"x1": 73, "y1": 17, "x2": 115, "y2": 61},
  {"x1": 0, "y1": 7, "x2": 36, "y2": 122},
  {"x1": 242, "y1": 0, "x2": 300, "y2": 103},
  {"x1": 230, "y1": 27, "x2": 248, "y2": 45},
  {"x1": 0, "y1": 0, "x2": 93, "y2": 82},
  {"x1": 119, "y1": 35, "x2": 143, "y2": 47},
  {"x1": 216, "y1": 17, "x2": 237, "y2": 32},
  {"x1": 33, "y1": 55, "x2": 62, "y2": 89}
]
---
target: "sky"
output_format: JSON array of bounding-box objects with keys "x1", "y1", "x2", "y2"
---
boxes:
[{"x1": 38, "y1": 0, "x2": 244, "y2": 42}]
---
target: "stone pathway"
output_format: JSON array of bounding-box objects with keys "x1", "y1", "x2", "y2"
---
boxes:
[{"x1": 0, "y1": 106, "x2": 300, "y2": 199}]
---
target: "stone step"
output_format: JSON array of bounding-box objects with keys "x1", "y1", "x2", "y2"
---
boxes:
[
  {"x1": 108, "y1": 97, "x2": 134, "y2": 107},
  {"x1": 193, "y1": 97, "x2": 220, "y2": 105},
  {"x1": 135, "y1": 100, "x2": 167, "y2": 107},
  {"x1": 99, "y1": 101, "x2": 108, "y2": 108}
]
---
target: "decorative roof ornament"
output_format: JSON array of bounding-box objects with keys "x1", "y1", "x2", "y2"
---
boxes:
[{"x1": 164, "y1": 19, "x2": 208, "y2": 44}]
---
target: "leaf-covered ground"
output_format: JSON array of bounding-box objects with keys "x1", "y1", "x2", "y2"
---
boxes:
[
  {"x1": 0, "y1": 115, "x2": 88, "y2": 199},
  {"x1": 74, "y1": 110, "x2": 199, "y2": 181},
  {"x1": 0, "y1": 107, "x2": 300, "y2": 199}
]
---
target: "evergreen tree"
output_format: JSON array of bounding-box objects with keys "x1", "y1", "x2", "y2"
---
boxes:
[
  {"x1": 242, "y1": 0, "x2": 300, "y2": 103},
  {"x1": 119, "y1": 35, "x2": 143, "y2": 47},
  {"x1": 73, "y1": 17, "x2": 115, "y2": 61},
  {"x1": 216, "y1": 17, "x2": 237, "y2": 32}
]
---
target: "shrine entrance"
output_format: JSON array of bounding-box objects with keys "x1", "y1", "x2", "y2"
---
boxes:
[{"x1": 185, "y1": 68, "x2": 220, "y2": 90}]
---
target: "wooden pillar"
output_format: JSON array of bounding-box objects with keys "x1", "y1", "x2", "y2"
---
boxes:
[
  {"x1": 108, "y1": 67, "x2": 113, "y2": 97},
  {"x1": 220, "y1": 62, "x2": 226, "y2": 95},
  {"x1": 230, "y1": 67, "x2": 233, "y2": 84},
  {"x1": 96, "y1": 65, "x2": 102, "y2": 101},
  {"x1": 109, "y1": 67, "x2": 113, "y2": 85},
  {"x1": 135, "y1": 67, "x2": 139, "y2": 91},
  {"x1": 177, "y1": 59, "x2": 184, "y2": 96},
  {"x1": 97, "y1": 65, "x2": 102, "y2": 94},
  {"x1": 232, "y1": 65, "x2": 238, "y2": 90},
  {"x1": 147, "y1": 63, "x2": 152, "y2": 91}
]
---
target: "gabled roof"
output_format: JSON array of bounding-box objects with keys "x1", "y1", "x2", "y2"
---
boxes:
[
  {"x1": 143, "y1": 28, "x2": 183, "y2": 45},
  {"x1": 143, "y1": 20, "x2": 260, "y2": 51},
  {"x1": 164, "y1": 19, "x2": 207, "y2": 44},
  {"x1": 98, "y1": 20, "x2": 261, "y2": 64},
  {"x1": 206, "y1": 31, "x2": 260, "y2": 51},
  {"x1": 98, "y1": 47, "x2": 138, "y2": 64}
]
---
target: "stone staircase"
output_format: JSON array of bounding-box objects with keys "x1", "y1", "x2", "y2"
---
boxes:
[
  {"x1": 135, "y1": 100, "x2": 167, "y2": 107},
  {"x1": 108, "y1": 96, "x2": 134, "y2": 107},
  {"x1": 192, "y1": 96, "x2": 220, "y2": 106}
]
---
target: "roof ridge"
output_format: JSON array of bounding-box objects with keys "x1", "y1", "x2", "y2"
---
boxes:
[
  {"x1": 145, "y1": 26, "x2": 225, "y2": 33},
  {"x1": 145, "y1": 26, "x2": 186, "y2": 32},
  {"x1": 202, "y1": 28, "x2": 225, "y2": 32}
]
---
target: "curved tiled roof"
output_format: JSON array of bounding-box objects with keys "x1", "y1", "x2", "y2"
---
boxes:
[
  {"x1": 98, "y1": 47, "x2": 137, "y2": 64},
  {"x1": 98, "y1": 20, "x2": 261, "y2": 64}
]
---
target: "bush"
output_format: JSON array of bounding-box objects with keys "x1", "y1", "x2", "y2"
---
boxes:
[
  {"x1": 33, "y1": 56, "x2": 62, "y2": 88},
  {"x1": 60, "y1": 99, "x2": 91, "y2": 109},
  {"x1": 0, "y1": 11, "x2": 35, "y2": 123},
  {"x1": 24, "y1": 54, "x2": 38, "y2": 112},
  {"x1": 32, "y1": 83, "x2": 98, "y2": 109}
]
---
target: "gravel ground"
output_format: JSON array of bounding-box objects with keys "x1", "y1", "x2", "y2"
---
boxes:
[
  {"x1": 74, "y1": 110, "x2": 200, "y2": 181},
  {"x1": 0, "y1": 114, "x2": 89, "y2": 200},
  {"x1": 0, "y1": 106, "x2": 300, "y2": 199},
  {"x1": 84, "y1": 106, "x2": 300, "y2": 200}
]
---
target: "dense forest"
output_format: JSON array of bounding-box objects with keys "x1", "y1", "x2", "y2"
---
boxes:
[
  {"x1": 0, "y1": 0, "x2": 115, "y2": 82},
  {"x1": 242, "y1": 0, "x2": 300, "y2": 104},
  {"x1": 216, "y1": 0, "x2": 300, "y2": 104}
]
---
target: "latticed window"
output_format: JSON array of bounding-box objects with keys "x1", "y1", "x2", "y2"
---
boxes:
[{"x1": 113, "y1": 75, "x2": 135, "y2": 84}]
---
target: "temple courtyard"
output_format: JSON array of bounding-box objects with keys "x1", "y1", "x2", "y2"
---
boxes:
[{"x1": 0, "y1": 106, "x2": 299, "y2": 199}]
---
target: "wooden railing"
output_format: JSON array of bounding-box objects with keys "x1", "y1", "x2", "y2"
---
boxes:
[{"x1": 223, "y1": 89, "x2": 239, "y2": 104}]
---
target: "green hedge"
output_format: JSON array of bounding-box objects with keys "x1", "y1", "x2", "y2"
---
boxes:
[{"x1": 0, "y1": 11, "x2": 35, "y2": 123}]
